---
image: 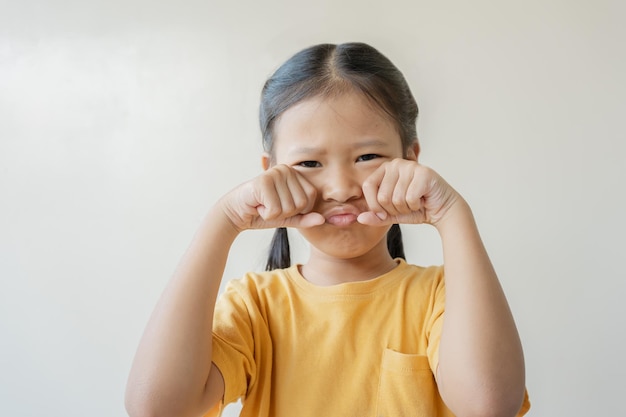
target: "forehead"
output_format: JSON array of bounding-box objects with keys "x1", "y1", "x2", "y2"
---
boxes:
[{"x1": 272, "y1": 91, "x2": 401, "y2": 153}]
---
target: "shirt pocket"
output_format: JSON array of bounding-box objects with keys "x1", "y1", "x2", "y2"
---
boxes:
[{"x1": 376, "y1": 349, "x2": 437, "y2": 417}]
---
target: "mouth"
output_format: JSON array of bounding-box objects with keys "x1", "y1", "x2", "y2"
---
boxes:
[
  {"x1": 323, "y1": 206, "x2": 363, "y2": 227},
  {"x1": 326, "y1": 213, "x2": 359, "y2": 226}
]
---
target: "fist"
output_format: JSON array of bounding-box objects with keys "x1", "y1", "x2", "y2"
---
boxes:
[
  {"x1": 219, "y1": 164, "x2": 325, "y2": 232},
  {"x1": 358, "y1": 159, "x2": 460, "y2": 227}
]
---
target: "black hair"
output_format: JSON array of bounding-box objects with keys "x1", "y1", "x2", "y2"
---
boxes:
[
  {"x1": 261, "y1": 42, "x2": 419, "y2": 271},
  {"x1": 266, "y1": 227, "x2": 291, "y2": 272}
]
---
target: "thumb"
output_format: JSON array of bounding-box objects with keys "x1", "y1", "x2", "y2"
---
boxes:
[
  {"x1": 281, "y1": 212, "x2": 326, "y2": 228},
  {"x1": 357, "y1": 211, "x2": 390, "y2": 226}
]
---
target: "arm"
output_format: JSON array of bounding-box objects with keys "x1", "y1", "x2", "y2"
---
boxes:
[
  {"x1": 125, "y1": 165, "x2": 323, "y2": 417},
  {"x1": 124, "y1": 206, "x2": 236, "y2": 417},
  {"x1": 360, "y1": 159, "x2": 526, "y2": 417},
  {"x1": 435, "y1": 199, "x2": 526, "y2": 417}
]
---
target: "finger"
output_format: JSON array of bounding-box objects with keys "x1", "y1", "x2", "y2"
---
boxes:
[
  {"x1": 258, "y1": 166, "x2": 318, "y2": 222},
  {"x1": 265, "y1": 166, "x2": 297, "y2": 217},
  {"x1": 375, "y1": 164, "x2": 402, "y2": 215},
  {"x1": 254, "y1": 174, "x2": 284, "y2": 220},
  {"x1": 406, "y1": 165, "x2": 438, "y2": 212},
  {"x1": 286, "y1": 169, "x2": 318, "y2": 214},
  {"x1": 362, "y1": 166, "x2": 388, "y2": 219},
  {"x1": 390, "y1": 164, "x2": 415, "y2": 214},
  {"x1": 297, "y1": 174, "x2": 319, "y2": 214},
  {"x1": 278, "y1": 170, "x2": 305, "y2": 214},
  {"x1": 357, "y1": 211, "x2": 393, "y2": 226},
  {"x1": 264, "y1": 165, "x2": 306, "y2": 219},
  {"x1": 281, "y1": 212, "x2": 325, "y2": 228},
  {"x1": 406, "y1": 175, "x2": 426, "y2": 212}
]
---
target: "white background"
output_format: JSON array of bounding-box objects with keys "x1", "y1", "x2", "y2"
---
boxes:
[{"x1": 1, "y1": 1, "x2": 625, "y2": 416}]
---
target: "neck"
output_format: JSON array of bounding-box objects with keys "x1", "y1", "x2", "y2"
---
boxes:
[{"x1": 300, "y1": 241, "x2": 398, "y2": 286}]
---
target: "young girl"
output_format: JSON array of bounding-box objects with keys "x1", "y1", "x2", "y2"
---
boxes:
[{"x1": 126, "y1": 42, "x2": 530, "y2": 417}]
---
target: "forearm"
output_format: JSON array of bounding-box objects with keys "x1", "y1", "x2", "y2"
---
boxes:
[
  {"x1": 125, "y1": 205, "x2": 239, "y2": 417},
  {"x1": 436, "y1": 200, "x2": 525, "y2": 417}
]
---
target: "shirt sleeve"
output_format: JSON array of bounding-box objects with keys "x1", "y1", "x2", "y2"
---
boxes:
[
  {"x1": 210, "y1": 280, "x2": 258, "y2": 407},
  {"x1": 425, "y1": 266, "x2": 446, "y2": 374}
]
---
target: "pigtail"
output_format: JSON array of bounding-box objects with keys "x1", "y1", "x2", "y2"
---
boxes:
[
  {"x1": 266, "y1": 227, "x2": 291, "y2": 271},
  {"x1": 386, "y1": 223, "x2": 406, "y2": 260}
]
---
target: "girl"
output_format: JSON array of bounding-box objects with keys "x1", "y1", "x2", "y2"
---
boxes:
[{"x1": 126, "y1": 42, "x2": 530, "y2": 417}]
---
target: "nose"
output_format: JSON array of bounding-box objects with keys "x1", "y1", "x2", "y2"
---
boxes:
[{"x1": 321, "y1": 165, "x2": 363, "y2": 203}]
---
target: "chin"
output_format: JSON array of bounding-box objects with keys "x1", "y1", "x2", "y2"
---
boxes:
[{"x1": 299, "y1": 223, "x2": 390, "y2": 260}]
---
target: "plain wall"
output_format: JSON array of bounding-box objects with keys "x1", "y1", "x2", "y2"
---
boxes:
[{"x1": 1, "y1": 0, "x2": 625, "y2": 416}]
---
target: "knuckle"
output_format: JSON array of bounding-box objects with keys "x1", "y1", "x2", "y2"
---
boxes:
[
  {"x1": 258, "y1": 174, "x2": 275, "y2": 188},
  {"x1": 392, "y1": 195, "x2": 406, "y2": 207},
  {"x1": 417, "y1": 165, "x2": 433, "y2": 177},
  {"x1": 281, "y1": 200, "x2": 296, "y2": 213},
  {"x1": 377, "y1": 192, "x2": 392, "y2": 205},
  {"x1": 362, "y1": 180, "x2": 376, "y2": 191},
  {"x1": 262, "y1": 207, "x2": 279, "y2": 220},
  {"x1": 275, "y1": 164, "x2": 292, "y2": 175},
  {"x1": 293, "y1": 195, "x2": 310, "y2": 212},
  {"x1": 406, "y1": 194, "x2": 422, "y2": 208}
]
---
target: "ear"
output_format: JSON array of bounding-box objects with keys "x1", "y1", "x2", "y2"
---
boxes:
[
  {"x1": 406, "y1": 142, "x2": 420, "y2": 161},
  {"x1": 261, "y1": 152, "x2": 271, "y2": 171}
]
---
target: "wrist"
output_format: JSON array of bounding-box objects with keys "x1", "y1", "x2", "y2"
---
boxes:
[
  {"x1": 205, "y1": 200, "x2": 245, "y2": 238},
  {"x1": 433, "y1": 197, "x2": 475, "y2": 236}
]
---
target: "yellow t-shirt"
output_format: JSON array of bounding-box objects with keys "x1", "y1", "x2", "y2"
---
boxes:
[{"x1": 206, "y1": 259, "x2": 530, "y2": 416}]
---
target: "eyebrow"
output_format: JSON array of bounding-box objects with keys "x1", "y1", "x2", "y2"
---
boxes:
[
  {"x1": 287, "y1": 139, "x2": 390, "y2": 156},
  {"x1": 287, "y1": 146, "x2": 325, "y2": 156}
]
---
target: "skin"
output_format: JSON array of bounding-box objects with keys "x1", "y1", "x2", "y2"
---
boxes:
[{"x1": 125, "y1": 91, "x2": 526, "y2": 417}]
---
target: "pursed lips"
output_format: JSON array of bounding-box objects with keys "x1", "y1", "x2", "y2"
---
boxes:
[{"x1": 323, "y1": 206, "x2": 363, "y2": 227}]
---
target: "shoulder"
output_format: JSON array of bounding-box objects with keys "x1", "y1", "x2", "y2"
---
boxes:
[
  {"x1": 394, "y1": 260, "x2": 444, "y2": 287},
  {"x1": 218, "y1": 266, "x2": 297, "y2": 308},
  {"x1": 225, "y1": 267, "x2": 293, "y2": 293},
  {"x1": 214, "y1": 267, "x2": 302, "y2": 332},
  {"x1": 391, "y1": 260, "x2": 446, "y2": 310}
]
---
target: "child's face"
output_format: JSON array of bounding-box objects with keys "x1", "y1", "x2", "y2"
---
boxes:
[{"x1": 268, "y1": 91, "x2": 415, "y2": 261}]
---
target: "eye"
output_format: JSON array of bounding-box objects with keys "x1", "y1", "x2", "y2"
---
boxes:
[
  {"x1": 356, "y1": 154, "x2": 381, "y2": 162},
  {"x1": 297, "y1": 160, "x2": 322, "y2": 168}
]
